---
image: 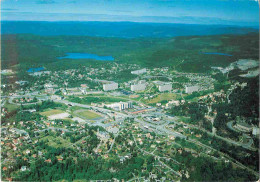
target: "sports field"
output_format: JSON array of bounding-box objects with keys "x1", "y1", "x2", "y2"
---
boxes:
[{"x1": 76, "y1": 110, "x2": 101, "y2": 120}]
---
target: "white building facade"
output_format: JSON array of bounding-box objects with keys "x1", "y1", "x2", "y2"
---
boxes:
[
  {"x1": 103, "y1": 82, "x2": 118, "y2": 91},
  {"x1": 185, "y1": 85, "x2": 199, "y2": 94},
  {"x1": 131, "y1": 68, "x2": 147, "y2": 75},
  {"x1": 107, "y1": 101, "x2": 133, "y2": 111},
  {"x1": 159, "y1": 83, "x2": 172, "y2": 92},
  {"x1": 131, "y1": 83, "x2": 146, "y2": 92}
]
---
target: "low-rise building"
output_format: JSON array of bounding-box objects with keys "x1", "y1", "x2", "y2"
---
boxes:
[
  {"x1": 51, "y1": 95, "x2": 62, "y2": 100},
  {"x1": 252, "y1": 127, "x2": 260, "y2": 136},
  {"x1": 29, "y1": 71, "x2": 51, "y2": 76},
  {"x1": 21, "y1": 166, "x2": 27, "y2": 172},
  {"x1": 15, "y1": 81, "x2": 28, "y2": 85},
  {"x1": 131, "y1": 68, "x2": 146, "y2": 75}
]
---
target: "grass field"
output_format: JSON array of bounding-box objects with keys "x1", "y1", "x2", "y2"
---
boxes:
[
  {"x1": 177, "y1": 116, "x2": 191, "y2": 124},
  {"x1": 76, "y1": 110, "x2": 101, "y2": 120},
  {"x1": 40, "y1": 136, "x2": 72, "y2": 148},
  {"x1": 4, "y1": 102, "x2": 19, "y2": 112},
  {"x1": 145, "y1": 93, "x2": 181, "y2": 104},
  {"x1": 40, "y1": 109, "x2": 65, "y2": 116},
  {"x1": 69, "y1": 96, "x2": 129, "y2": 105},
  {"x1": 70, "y1": 106, "x2": 85, "y2": 112}
]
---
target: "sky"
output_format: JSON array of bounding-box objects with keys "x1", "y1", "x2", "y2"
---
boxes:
[{"x1": 1, "y1": 0, "x2": 259, "y2": 26}]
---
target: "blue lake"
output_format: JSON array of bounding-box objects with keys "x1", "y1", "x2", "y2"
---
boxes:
[
  {"x1": 201, "y1": 52, "x2": 233, "y2": 56},
  {"x1": 58, "y1": 53, "x2": 114, "y2": 61},
  {"x1": 27, "y1": 67, "x2": 44, "y2": 72}
]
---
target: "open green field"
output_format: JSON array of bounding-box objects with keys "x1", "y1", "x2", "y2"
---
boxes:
[
  {"x1": 40, "y1": 109, "x2": 65, "y2": 116},
  {"x1": 4, "y1": 102, "x2": 19, "y2": 112},
  {"x1": 40, "y1": 136, "x2": 72, "y2": 148},
  {"x1": 145, "y1": 93, "x2": 182, "y2": 104},
  {"x1": 69, "y1": 96, "x2": 129, "y2": 105},
  {"x1": 76, "y1": 110, "x2": 101, "y2": 120},
  {"x1": 177, "y1": 116, "x2": 191, "y2": 124}
]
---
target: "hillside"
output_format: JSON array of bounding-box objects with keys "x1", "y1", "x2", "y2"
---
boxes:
[{"x1": 1, "y1": 33, "x2": 259, "y2": 73}]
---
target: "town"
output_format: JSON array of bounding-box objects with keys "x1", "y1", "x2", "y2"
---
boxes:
[{"x1": 1, "y1": 58, "x2": 259, "y2": 181}]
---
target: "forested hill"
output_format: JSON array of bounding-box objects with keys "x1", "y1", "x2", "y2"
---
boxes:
[{"x1": 1, "y1": 33, "x2": 259, "y2": 73}]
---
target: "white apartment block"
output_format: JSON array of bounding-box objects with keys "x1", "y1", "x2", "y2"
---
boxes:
[
  {"x1": 131, "y1": 83, "x2": 146, "y2": 92},
  {"x1": 131, "y1": 68, "x2": 147, "y2": 75},
  {"x1": 103, "y1": 82, "x2": 118, "y2": 91},
  {"x1": 159, "y1": 83, "x2": 172, "y2": 92},
  {"x1": 185, "y1": 85, "x2": 199, "y2": 94},
  {"x1": 107, "y1": 101, "x2": 133, "y2": 111}
]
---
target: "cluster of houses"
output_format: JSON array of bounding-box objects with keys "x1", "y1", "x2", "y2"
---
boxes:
[{"x1": 14, "y1": 97, "x2": 36, "y2": 103}]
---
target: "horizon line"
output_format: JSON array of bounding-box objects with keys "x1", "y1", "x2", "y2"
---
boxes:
[{"x1": 1, "y1": 20, "x2": 259, "y2": 28}]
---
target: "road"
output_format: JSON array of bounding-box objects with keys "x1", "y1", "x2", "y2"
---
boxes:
[
  {"x1": 106, "y1": 129, "x2": 122, "y2": 153},
  {"x1": 135, "y1": 117, "x2": 186, "y2": 139},
  {"x1": 8, "y1": 95, "x2": 50, "y2": 105},
  {"x1": 226, "y1": 121, "x2": 254, "y2": 149},
  {"x1": 167, "y1": 115, "x2": 256, "y2": 151},
  {"x1": 34, "y1": 127, "x2": 72, "y2": 133}
]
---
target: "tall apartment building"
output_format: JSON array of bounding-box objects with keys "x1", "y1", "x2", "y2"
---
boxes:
[
  {"x1": 107, "y1": 101, "x2": 133, "y2": 111},
  {"x1": 103, "y1": 82, "x2": 118, "y2": 91},
  {"x1": 185, "y1": 85, "x2": 199, "y2": 94},
  {"x1": 153, "y1": 81, "x2": 172, "y2": 92},
  {"x1": 131, "y1": 81, "x2": 146, "y2": 92},
  {"x1": 158, "y1": 83, "x2": 172, "y2": 92}
]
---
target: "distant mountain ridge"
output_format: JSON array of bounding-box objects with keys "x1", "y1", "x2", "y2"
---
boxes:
[{"x1": 1, "y1": 21, "x2": 258, "y2": 38}]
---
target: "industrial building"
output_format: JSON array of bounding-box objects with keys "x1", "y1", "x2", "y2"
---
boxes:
[
  {"x1": 185, "y1": 85, "x2": 199, "y2": 94},
  {"x1": 103, "y1": 82, "x2": 118, "y2": 91},
  {"x1": 131, "y1": 80, "x2": 146, "y2": 91},
  {"x1": 131, "y1": 68, "x2": 147, "y2": 75}
]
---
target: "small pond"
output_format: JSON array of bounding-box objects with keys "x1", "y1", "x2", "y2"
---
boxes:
[
  {"x1": 27, "y1": 67, "x2": 44, "y2": 72},
  {"x1": 200, "y1": 52, "x2": 232, "y2": 56},
  {"x1": 58, "y1": 53, "x2": 115, "y2": 61}
]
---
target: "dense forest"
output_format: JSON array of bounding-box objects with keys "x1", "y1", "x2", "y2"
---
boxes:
[{"x1": 1, "y1": 33, "x2": 259, "y2": 73}]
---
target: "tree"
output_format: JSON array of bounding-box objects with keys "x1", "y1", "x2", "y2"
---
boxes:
[{"x1": 213, "y1": 113, "x2": 228, "y2": 129}]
